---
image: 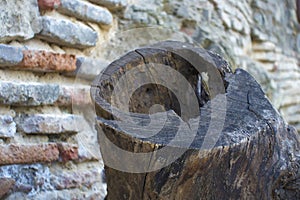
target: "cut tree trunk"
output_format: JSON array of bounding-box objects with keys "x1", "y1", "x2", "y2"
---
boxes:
[{"x1": 91, "y1": 41, "x2": 300, "y2": 200}]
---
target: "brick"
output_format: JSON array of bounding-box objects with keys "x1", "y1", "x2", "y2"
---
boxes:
[
  {"x1": 0, "y1": 143, "x2": 59, "y2": 165},
  {"x1": 0, "y1": 44, "x2": 23, "y2": 67},
  {"x1": 88, "y1": 0, "x2": 127, "y2": 10},
  {"x1": 0, "y1": 115, "x2": 16, "y2": 138},
  {"x1": 57, "y1": 143, "x2": 78, "y2": 162},
  {"x1": 0, "y1": 178, "x2": 15, "y2": 199},
  {"x1": 58, "y1": 0, "x2": 113, "y2": 26},
  {"x1": 17, "y1": 50, "x2": 76, "y2": 72},
  {"x1": 0, "y1": 0, "x2": 42, "y2": 42},
  {"x1": 64, "y1": 57, "x2": 109, "y2": 80},
  {"x1": 17, "y1": 114, "x2": 83, "y2": 134},
  {"x1": 0, "y1": 81, "x2": 60, "y2": 106},
  {"x1": 38, "y1": 16, "x2": 98, "y2": 49},
  {"x1": 38, "y1": 0, "x2": 61, "y2": 10}
]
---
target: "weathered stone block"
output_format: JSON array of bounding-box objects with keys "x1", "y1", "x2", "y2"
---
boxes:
[
  {"x1": 64, "y1": 57, "x2": 109, "y2": 80},
  {"x1": 0, "y1": 164, "x2": 105, "y2": 199},
  {"x1": 19, "y1": 50, "x2": 76, "y2": 72},
  {"x1": 0, "y1": 81, "x2": 60, "y2": 106},
  {"x1": 52, "y1": 169, "x2": 101, "y2": 190},
  {"x1": 88, "y1": 0, "x2": 127, "y2": 10},
  {"x1": 0, "y1": 164, "x2": 53, "y2": 195},
  {"x1": 0, "y1": 144, "x2": 59, "y2": 165},
  {"x1": 0, "y1": 178, "x2": 15, "y2": 199},
  {"x1": 0, "y1": 82, "x2": 92, "y2": 106},
  {"x1": 0, "y1": 115, "x2": 16, "y2": 138},
  {"x1": 58, "y1": 86, "x2": 92, "y2": 105},
  {"x1": 38, "y1": 16, "x2": 98, "y2": 49},
  {"x1": 17, "y1": 114, "x2": 83, "y2": 134},
  {"x1": 0, "y1": 0, "x2": 42, "y2": 42},
  {"x1": 252, "y1": 41, "x2": 276, "y2": 52},
  {"x1": 0, "y1": 45, "x2": 23, "y2": 67},
  {"x1": 58, "y1": 0, "x2": 113, "y2": 25},
  {"x1": 38, "y1": 0, "x2": 61, "y2": 10},
  {"x1": 57, "y1": 143, "x2": 79, "y2": 162}
]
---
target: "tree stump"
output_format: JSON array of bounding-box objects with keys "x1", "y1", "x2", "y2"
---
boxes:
[{"x1": 91, "y1": 41, "x2": 300, "y2": 200}]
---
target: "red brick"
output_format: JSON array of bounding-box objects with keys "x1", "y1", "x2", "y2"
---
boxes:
[
  {"x1": 0, "y1": 144, "x2": 59, "y2": 165},
  {"x1": 57, "y1": 143, "x2": 78, "y2": 162},
  {"x1": 18, "y1": 50, "x2": 76, "y2": 72},
  {"x1": 38, "y1": 0, "x2": 61, "y2": 10},
  {"x1": 0, "y1": 178, "x2": 15, "y2": 199}
]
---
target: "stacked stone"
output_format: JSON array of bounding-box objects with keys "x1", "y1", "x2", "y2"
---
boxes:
[
  {"x1": 0, "y1": 0, "x2": 126, "y2": 199},
  {"x1": 130, "y1": 0, "x2": 300, "y2": 132}
]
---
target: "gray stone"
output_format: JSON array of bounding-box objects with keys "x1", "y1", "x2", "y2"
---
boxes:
[
  {"x1": 64, "y1": 57, "x2": 109, "y2": 80},
  {"x1": 252, "y1": 0, "x2": 276, "y2": 12},
  {"x1": 88, "y1": 0, "x2": 127, "y2": 10},
  {"x1": 220, "y1": 11, "x2": 231, "y2": 28},
  {"x1": 252, "y1": 41, "x2": 276, "y2": 52},
  {"x1": 0, "y1": 44, "x2": 23, "y2": 67},
  {"x1": 0, "y1": 0, "x2": 41, "y2": 42},
  {"x1": 38, "y1": 16, "x2": 98, "y2": 49},
  {"x1": 232, "y1": 18, "x2": 243, "y2": 33},
  {"x1": 17, "y1": 114, "x2": 83, "y2": 134},
  {"x1": 0, "y1": 164, "x2": 53, "y2": 195},
  {"x1": 58, "y1": 0, "x2": 113, "y2": 26},
  {"x1": 0, "y1": 115, "x2": 16, "y2": 138},
  {"x1": 296, "y1": 34, "x2": 300, "y2": 52},
  {"x1": 281, "y1": 104, "x2": 300, "y2": 116},
  {"x1": 251, "y1": 51, "x2": 279, "y2": 62},
  {"x1": 0, "y1": 81, "x2": 60, "y2": 106},
  {"x1": 243, "y1": 57, "x2": 277, "y2": 100}
]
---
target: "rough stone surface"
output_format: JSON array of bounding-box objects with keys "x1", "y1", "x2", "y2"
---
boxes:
[
  {"x1": 0, "y1": 164, "x2": 105, "y2": 199},
  {"x1": 57, "y1": 143, "x2": 78, "y2": 162},
  {"x1": 0, "y1": 82, "x2": 91, "y2": 106},
  {"x1": 0, "y1": 115, "x2": 16, "y2": 138},
  {"x1": 0, "y1": 144, "x2": 59, "y2": 165},
  {"x1": 58, "y1": 0, "x2": 113, "y2": 26},
  {"x1": 58, "y1": 86, "x2": 92, "y2": 105},
  {"x1": 0, "y1": 45, "x2": 23, "y2": 67},
  {"x1": 52, "y1": 169, "x2": 101, "y2": 190},
  {"x1": 64, "y1": 57, "x2": 109, "y2": 80},
  {"x1": 38, "y1": 0, "x2": 61, "y2": 10},
  {"x1": 0, "y1": 178, "x2": 15, "y2": 199},
  {"x1": 0, "y1": 0, "x2": 42, "y2": 42},
  {"x1": 17, "y1": 114, "x2": 83, "y2": 134},
  {"x1": 89, "y1": 0, "x2": 127, "y2": 10},
  {"x1": 18, "y1": 50, "x2": 76, "y2": 72},
  {"x1": 38, "y1": 16, "x2": 98, "y2": 49},
  {"x1": 0, "y1": 164, "x2": 53, "y2": 196},
  {"x1": 0, "y1": 81, "x2": 60, "y2": 106}
]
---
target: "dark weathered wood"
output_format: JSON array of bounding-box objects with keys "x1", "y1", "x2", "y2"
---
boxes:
[{"x1": 91, "y1": 41, "x2": 300, "y2": 200}]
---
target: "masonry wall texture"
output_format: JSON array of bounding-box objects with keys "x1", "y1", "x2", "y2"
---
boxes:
[{"x1": 0, "y1": 0, "x2": 299, "y2": 199}]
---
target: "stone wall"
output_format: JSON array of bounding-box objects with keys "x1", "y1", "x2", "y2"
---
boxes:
[{"x1": 0, "y1": 0, "x2": 299, "y2": 199}]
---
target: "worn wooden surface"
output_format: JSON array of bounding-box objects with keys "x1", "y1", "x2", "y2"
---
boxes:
[{"x1": 91, "y1": 41, "x2": 300, "y2": 200}]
